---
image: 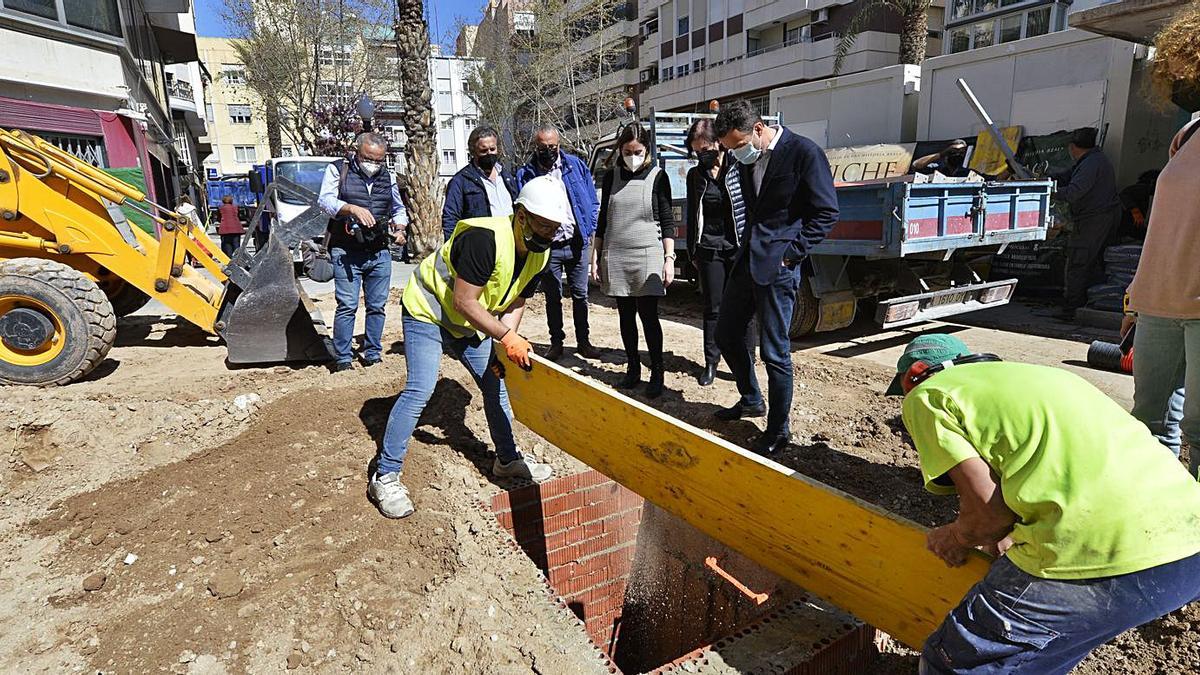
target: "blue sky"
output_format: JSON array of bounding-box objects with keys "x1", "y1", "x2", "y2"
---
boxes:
[{"x1": 193, "y1": 0, "x2": 485, "y2": 50}]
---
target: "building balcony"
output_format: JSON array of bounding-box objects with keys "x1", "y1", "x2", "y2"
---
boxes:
[
  {"x1": 643, "y1": 30, "x2": 899, "y2": 111},
  {"x1": 168, "y1": 78, "x2": 197, "y2": 113}
]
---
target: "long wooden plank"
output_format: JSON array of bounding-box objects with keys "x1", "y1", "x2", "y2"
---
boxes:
[{"x1": 502, "y1": 354, "x2": 990, "y2": 650}]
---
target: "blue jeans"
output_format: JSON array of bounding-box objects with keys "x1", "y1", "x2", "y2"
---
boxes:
[
  {"x1": 377, "y1": 314, "x2": 520, "y2": 475},
  {"x1": 921, "y1": 553, "x2": 1200, "y2": 674},
  {"x1": 1131, "y1": 314, "x2": 1199, "y2": 475},
  {"x1": 542, "y1": 235, "x2": 591, "y2": 346},
  {"x1": 716, "y1": 260, "x2": 800, "y2": 437},
  {"x1": 330, "y1": 247, "x2": 392, "y2": 364}
]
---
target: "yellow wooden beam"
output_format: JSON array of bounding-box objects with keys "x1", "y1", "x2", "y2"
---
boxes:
[{"x1": 501, "y1": 354, "x2": 991, "y2": 650}]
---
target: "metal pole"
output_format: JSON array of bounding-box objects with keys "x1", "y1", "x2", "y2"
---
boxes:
[{"x1": 955, "y1": 78, "x2": 1032, "y2": 180}]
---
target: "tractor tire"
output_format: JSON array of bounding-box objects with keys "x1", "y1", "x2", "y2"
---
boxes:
[
  {"x1": 105, "y1": 281, "x2": 151, "y2": 318},
  {"x1": 0, "y1": 258, "x2": 117, "y2": 386},
  {"x1": 789, "y1": 278, "x2": 819, "y2": 339}
]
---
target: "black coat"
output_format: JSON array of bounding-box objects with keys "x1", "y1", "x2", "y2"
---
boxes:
[{"x1": 441, "y1": 163, "x2": 519, "y2": 241}]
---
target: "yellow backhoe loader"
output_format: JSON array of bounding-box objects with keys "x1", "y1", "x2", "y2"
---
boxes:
[{"x1": 0, "y1": 128, "x2": 333, "y2": 386}]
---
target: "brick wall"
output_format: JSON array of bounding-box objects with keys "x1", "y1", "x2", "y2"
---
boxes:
[{"x1": 490, "y1": 470, "x2": 644, "y2": 653}]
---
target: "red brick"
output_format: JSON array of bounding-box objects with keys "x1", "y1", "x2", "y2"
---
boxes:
[
  {"x1": 541, "y1": 508, "x2": 580, "y2": 535},
  {"x1": 494, "y1": 510, "x2": 514, "y2": 531}
]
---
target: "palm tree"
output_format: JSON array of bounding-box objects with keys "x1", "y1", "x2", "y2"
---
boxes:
[
  {"x1": 833, "y1": 0, "x2": 931, "y2": 75},
  {"x1": 394, "y1": 0, "x2": 442, "y2": 257}
]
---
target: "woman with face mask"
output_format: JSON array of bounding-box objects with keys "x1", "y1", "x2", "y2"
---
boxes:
[
  {"x1": 685, "y1": 118, "x2": 744, "y2": 386},
  {"x1": 591, "y1": 122, "x2": 676, "y2": 398}
]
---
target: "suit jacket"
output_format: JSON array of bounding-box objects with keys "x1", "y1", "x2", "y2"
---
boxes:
[
  {"x1": 442, "y1": 164, "x2": 519, "y2": 241},
  {"x1": 736, "y1": 127, "x2": 840, "y2": 285}
]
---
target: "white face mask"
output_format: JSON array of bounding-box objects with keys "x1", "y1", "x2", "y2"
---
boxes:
[
  {"x1": 623, "y1": 152, "x2": 645, "y2": 172},
  {"x1": 359, "y1": 159, "x2": 382, "y2": 177}
]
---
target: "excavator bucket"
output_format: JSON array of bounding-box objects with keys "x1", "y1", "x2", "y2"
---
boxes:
[{"x1": 216, "y1": 177, "x2": 334, "y2": 364}]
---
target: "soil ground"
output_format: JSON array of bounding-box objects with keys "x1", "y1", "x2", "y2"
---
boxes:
[{"x1": 0, "y1": 279, "x2": 1195, "y2": 674}]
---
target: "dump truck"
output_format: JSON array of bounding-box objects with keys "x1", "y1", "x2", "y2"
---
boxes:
[
  {"x1": 590, "y1": 111, "x2": 1054, "y2": 336},
  {"x1": 0, "y1": 128, "x2": 333, "y2": 386}
]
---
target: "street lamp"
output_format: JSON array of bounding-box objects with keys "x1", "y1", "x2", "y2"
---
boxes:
[{"x1": 356, "y1": 94, "x2": 375, "y2": 132}]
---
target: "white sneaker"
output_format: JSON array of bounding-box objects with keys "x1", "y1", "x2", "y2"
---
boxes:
[
  {"x1": 368, "y1": 472, "x2": 415, "y2": 519},
  {"x1": 492, "y1": 455, "x2": 553, "y2": 483}
]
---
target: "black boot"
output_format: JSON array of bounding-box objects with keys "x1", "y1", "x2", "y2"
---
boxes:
[
  {"x1": 697, "y1": 362, "x2": 716, "y2": 387},
  {"x1": 618, "y1": 359, "x2": 641, "y2": 389},
  {"x1": 645, "y1": 367, "x2": 664, "y2": 399}
]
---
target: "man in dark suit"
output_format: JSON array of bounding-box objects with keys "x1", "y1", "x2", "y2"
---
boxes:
[
  {"x1": 712, "y1": 99, "x2": 840, "y2": 455},
  {"x1": 441, "y1": 126, "x2": 519, "y2": 242}
]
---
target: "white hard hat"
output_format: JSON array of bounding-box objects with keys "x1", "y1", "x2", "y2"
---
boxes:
[{"x1": 515, "y1": 174, "x2": 570, "y2": 225}]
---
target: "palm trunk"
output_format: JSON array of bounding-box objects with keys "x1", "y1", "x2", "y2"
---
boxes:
[
  {"x1": 395, "y1": 0, "x2": 443, "y2": 257},
  {"x1": 899, "y1": 3, "x2": 929, "y2": 65},
  {"x1": 265, "y1": 100, "x2": 284, "y2": 157}
]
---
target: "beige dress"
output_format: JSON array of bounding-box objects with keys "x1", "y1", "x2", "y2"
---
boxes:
[{"x1": 601, "y1": 165, "x2": 665, "y2": 298}]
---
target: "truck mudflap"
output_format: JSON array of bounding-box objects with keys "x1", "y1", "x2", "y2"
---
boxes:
[
  {"x1": 874, "y1": 278, "x2": 1017, "y2": 329},
  {"x1": 216, "y1": 178, "x2": 333, "y2": 364}
]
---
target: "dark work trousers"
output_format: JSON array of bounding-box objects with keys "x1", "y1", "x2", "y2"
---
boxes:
[
  {"x1": 696, "y1": 246, "x2": 752, "y2": 366},
  {"x1": 1064, "y1": 209, "x2": 1120, "y2": 309},
  {"x1": 542, "y1": 233, "x2": 592, "y2": 347},
  {"x1": 220, "y1": 233, "x2": 242, "y2": 258}
]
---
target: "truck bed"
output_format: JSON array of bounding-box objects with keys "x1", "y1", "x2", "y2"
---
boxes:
[{"x1": 817, "y1": 179, "x2": 1053, "y2": 259}]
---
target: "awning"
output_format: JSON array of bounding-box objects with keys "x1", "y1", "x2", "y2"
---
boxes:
[
  {"x1": 1069, "y1": 0, "x2": 1188, "y2": 44},
  {"x1": 151, "y1": 24, "x2": 200, "y2": 64}
]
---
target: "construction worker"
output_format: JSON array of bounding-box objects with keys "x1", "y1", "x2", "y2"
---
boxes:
[
  {"x1": 368, "y1": 175, "x2": 568, "y2": 519},
  {"x1": 889, "y1": 334, "x2": 1200, "y2": 674}
]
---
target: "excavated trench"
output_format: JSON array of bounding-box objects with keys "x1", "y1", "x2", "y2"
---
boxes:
[{"x1": 488, "y1": 469, "x2": 879, "y2": 674}]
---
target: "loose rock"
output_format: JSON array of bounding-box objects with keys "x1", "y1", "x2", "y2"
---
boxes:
[
  {"x1": 207, "y1": 571, "x2": 244, "y2": 599},
  {"x1": 82, "y1": 571, "x2": 107, "y2": 592}
]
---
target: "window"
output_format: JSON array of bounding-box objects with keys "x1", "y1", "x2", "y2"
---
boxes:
[
  {"x1": 318, "y1": 45, "x2": 352, "y2": 67},
  {"x1": 948, "y1": 27, "x2": 970, "y2": 53},
  {"x1": 440, "y1": 116, "x2": 454, "y2": 130},
  {"x1": 464, "y1": 117, "x2": 479, "y2": 129},
  {"x1": 234, "y1": 145, "x2": 257, "y2": 163},
  {"x1": 693, "y1": 58, "x2": 705, "y2": 72},
  {"x1": 5, "y1": 0, "x2": 121, "y2": 36},
  {"x1": 950, "y1": 0, "x2": 972, "y2": 20},
  {"x1": 660, "y1": 67, "x2": 673, "y2": 82},
  {"x1": 644, "y1": 17, "x2": 659, "y2": 36},
  {"x1": 64, "y1": 0, "x2": 120, "y2": 36},
  {"x1": 205, "y1": 103, "x2": 214, "y2": 122},
  {"x1": 677, "y1": 16, "x2": 689, "y2": 36},
  {"x1": 461, "y1": 78, "x2": 473, "y2": 94},
  {"x1": 221, "y1": 64, "x2": 246, "y2": 86},
  {"x1": 676, "y1": 64, "x2": 689, "y2": 77},
  {"x1": 784, "y1": 26, "x2": 803, "y2": 44},
  {"x1": 437, "y1": 78, "x2": 452, "y2": 94},
  {"x1": 280, "y1": 147, "x2": 295, "y2": 157},
  {"x1": 228, "y1": 104, "x2": 252, "y2": 124},
  {"x1": 972, "y1": 20, "x2": 995, "y2": 48},
  {"x1": 442, "y1": 150, "x2": 457, "y2": 164},
  {"x1": 1026, "y1": 6, "x2": 1051, "y2": 37},
  {"x1": 318, "y1": 81, "x2": 353, "y2": 104},
  {"x1": 998, "y1": 14, "x2": 1022, "y2": 43}
]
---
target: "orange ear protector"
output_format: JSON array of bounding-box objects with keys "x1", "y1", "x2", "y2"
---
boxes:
[{"x1": 901, "y1": 353, "x2": 1002, "y2": 393}]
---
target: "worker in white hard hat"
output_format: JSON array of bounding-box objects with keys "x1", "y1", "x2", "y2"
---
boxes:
[{"x1": 368, "y1": 174, "x2": 569, "y2": 519}]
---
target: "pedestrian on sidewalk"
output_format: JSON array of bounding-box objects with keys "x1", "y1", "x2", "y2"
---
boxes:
[
  {"x1": 591, "y1": 122, "x2": 675, "y2": 399},
  {"x1": 712, "y1": 99, "x2": 839, "y2": 456},
  {"x1": 1127, "y1": 4, "x2": 1200, "y2": 478},
  {"x1": 889, "y1": 333, "x2": 1200, "y2": 674},
  {"x1": 369, "y1": 175, "x2": 568, "y2": 519},
  {"x1": 684, "y1": 118, "x2": 744, "y2": 386},
  {"x1": 441, "y1": 126, "x2": 518, "y2": 243},
  {"x1": 318, "y1": 132, "x2": 409, "y2": 372},
  {"x1": 516, "y1": 125, "x2": 602, "y2": 362},
  {"x1": 1053, "y1": 127, "x2": 1120, "y2": 318},
  {"x1": 216, "y1": 195, "x2": 245, "y2": 258}
]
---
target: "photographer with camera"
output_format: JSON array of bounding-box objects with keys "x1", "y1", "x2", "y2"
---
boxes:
[{"x1": 319, "y1": 132, "x2": 409, "y2": 372}]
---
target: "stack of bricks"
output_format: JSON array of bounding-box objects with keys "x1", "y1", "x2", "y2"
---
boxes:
[{"x1": 490, "y1": 470, "x2": 645, "y2": 653}]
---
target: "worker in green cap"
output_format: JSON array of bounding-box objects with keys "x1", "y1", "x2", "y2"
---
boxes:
[{"x1": 890, "y1": 333, "x2": 1200, "y2": 674}]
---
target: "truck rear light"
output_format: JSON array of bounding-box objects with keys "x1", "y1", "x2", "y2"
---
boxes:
[
  {"x1": 979, "y1": 283, "x2": 1014, "y2": 305},
  {"x1": 883, "y1": 301, "x2": 919, "y2": 324}
]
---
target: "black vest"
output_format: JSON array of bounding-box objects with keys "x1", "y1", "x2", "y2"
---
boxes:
[{"x1": 327, "y1": 157, "x2": 393, "y2": 252}]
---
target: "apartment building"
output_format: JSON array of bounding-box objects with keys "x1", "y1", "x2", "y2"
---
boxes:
[
  {"x1": 197, "y1": 37, "x2": 284, "y2": 177},
  {"x1": 0, "y1": 0, "x2": 205, "y2": 204},
  {"x1": 430, "y1": 50, "x2": 483, "y2": 182},
  {"x1": 638, "y1": 0, "x2": 944, "y2": 115}
]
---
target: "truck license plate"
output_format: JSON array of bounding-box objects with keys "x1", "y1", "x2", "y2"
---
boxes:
[{"x1": 929, "y1": 291, "x2": 969, "y2": 308}]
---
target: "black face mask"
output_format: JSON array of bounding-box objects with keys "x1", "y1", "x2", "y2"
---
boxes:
[
  {"x1": 520, "y1": 215, "x2": 553, "y2": 253},
  {"x1": 534, "y1": 147, "x2": 558, "y2": 169},
  {"x1": 1171, "y1": 80, "x2": 1200, "y2": 113},
  {"x1": 697, "y1": 149, "x2": 720, "y2": 169},
  {"x1": 476, "y1": 153, "x2": 499, "y2": 173}
]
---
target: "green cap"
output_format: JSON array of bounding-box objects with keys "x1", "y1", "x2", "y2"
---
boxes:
[{"x1": 886, "y1": 333, "x2": 972, "y2": 396}]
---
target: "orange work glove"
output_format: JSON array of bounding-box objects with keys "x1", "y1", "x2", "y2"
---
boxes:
[{"x1": 499, "y1": 330, "x2": 532, "y2": 369}]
